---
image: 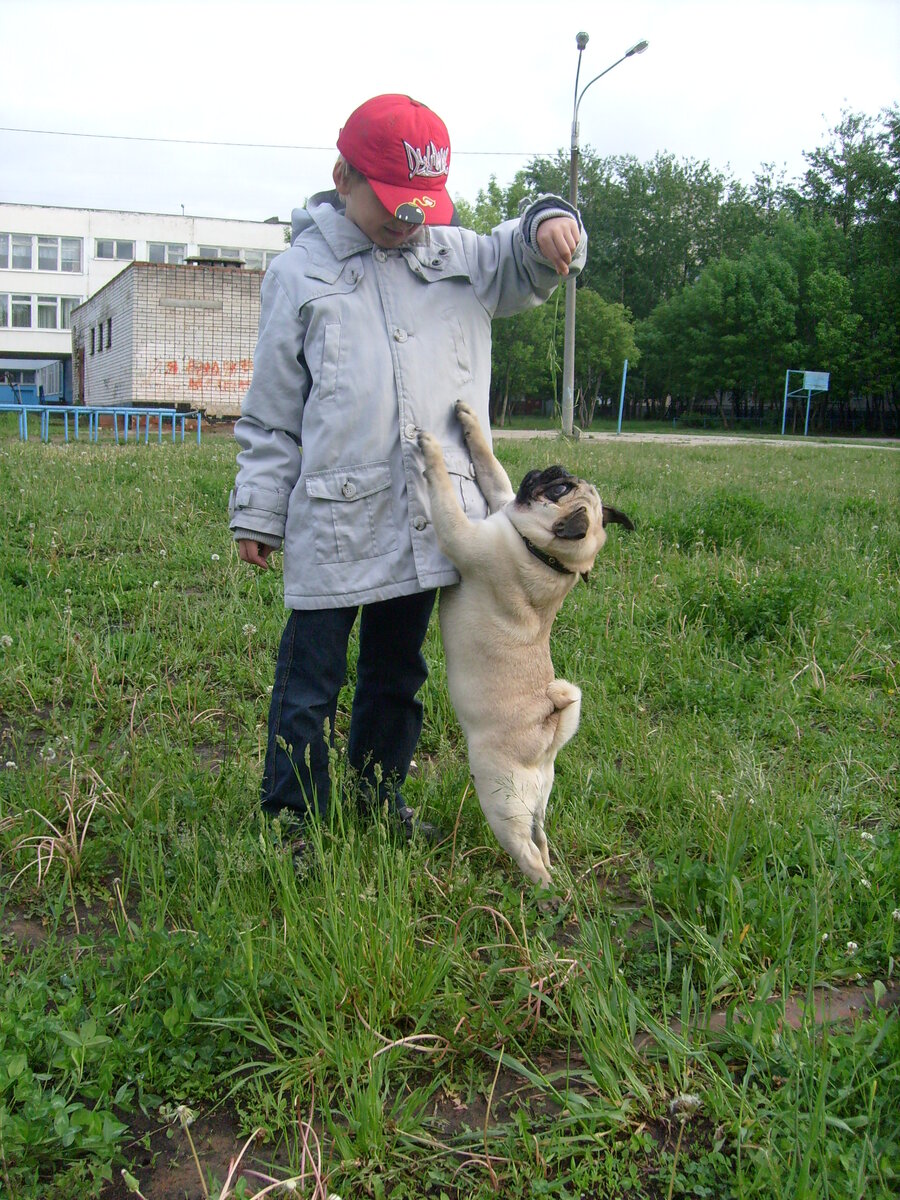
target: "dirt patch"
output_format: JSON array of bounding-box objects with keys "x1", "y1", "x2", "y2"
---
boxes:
[{"x1": 101, "y1": 1110, "x2": 294, "y2": 1200}]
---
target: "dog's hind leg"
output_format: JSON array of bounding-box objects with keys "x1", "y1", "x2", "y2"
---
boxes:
[
  {"x1": 472, "y1": 764, "x2": 553, "y2": 887},
  {"x1": 454, "y1": 401, "x2": 515, "y2": 513},
  {"x1": 547, "y1": 680, "x2": 582, "y2": 753}
]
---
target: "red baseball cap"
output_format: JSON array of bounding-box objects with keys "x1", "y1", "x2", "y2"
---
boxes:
[{"x1": 337, "y1": 94, "x2": 453, "y2": 227}]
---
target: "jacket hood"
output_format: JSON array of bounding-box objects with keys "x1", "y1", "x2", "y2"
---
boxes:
[
  {"x1": 291, "y1": 191, "x2": 382, "y2": 260},
  {"x1": 290, "y1": 201, "x2": 320, "y2": 244}
]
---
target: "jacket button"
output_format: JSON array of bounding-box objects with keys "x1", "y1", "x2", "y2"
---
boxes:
[
  {"x1": 393, "y1": 328, "x2": 408, "y2": 342},
  {"x1": 374, "y1": 249, "x2": 387, "y2": 262},
  {"x1": 413, "y1": 516, "x2": 427, "y2": 531},
  {"x1": 404, "y1": 423, "x2": 417, "y2": 440},
  {"x1": 341, "y1": 481, "x2": 356, "y2": 498}
]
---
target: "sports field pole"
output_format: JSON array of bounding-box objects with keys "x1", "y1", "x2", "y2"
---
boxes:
[{"x1": 617, "y1": 358, "x2": 628, "y2": 434}]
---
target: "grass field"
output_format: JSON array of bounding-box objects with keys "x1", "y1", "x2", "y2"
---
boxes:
[{"x1": 0, "y1": 427, "x2": 898, "y2": 1199}]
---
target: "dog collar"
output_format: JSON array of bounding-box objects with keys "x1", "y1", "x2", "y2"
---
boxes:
[{"x1": 520, "y1": 535, "x2": 575, "y2": 576}]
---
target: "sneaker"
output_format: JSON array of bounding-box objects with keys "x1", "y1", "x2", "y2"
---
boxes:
[{"x1": 395, "y1": 804, "x2": 446, "y2": 845}]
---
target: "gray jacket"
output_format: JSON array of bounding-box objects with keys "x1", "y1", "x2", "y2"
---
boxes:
[{"x1": 229, "y1": 190, "x2": 585, "y2": 609}]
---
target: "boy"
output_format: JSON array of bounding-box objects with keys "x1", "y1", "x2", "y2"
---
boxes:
[{"x1": 230, "y1": 93, "x2": 585, "y2": 836}]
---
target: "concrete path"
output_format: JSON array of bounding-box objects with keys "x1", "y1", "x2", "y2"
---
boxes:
[{"x1": 492, "y1": 428, "x2": 900, "y2": 451}]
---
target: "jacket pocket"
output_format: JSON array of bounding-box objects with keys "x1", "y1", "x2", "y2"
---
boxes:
[
  {"x1": 444, "y1": 449, "x2": 487, "y2": 519},
  {"x1": 304, "y1": 461, "x2": 397, "y2": 564}
]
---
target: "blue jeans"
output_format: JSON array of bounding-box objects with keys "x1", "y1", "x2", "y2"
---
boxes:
[{"x1": 261, "y1": 590, "x2": 437, "y2": 822}]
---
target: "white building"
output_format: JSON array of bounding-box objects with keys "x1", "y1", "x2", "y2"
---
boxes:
[{"x1": 0, "y1": 202, "x2": 287, "y2": 399}]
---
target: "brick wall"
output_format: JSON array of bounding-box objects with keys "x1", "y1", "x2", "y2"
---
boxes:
[
  {"x1": 73, "y1": 268, "x2": 134, "y2": 406},
  {"x1": 133, "y1": 263, "x2": 260, "y2": 417},
  {"x1": 71, "y1": 262, "x2": 262, "y2": 417}
]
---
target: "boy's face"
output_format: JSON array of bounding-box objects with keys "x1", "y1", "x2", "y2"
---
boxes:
[{"x1": 334, "y1": 167, "x2": 423, "y2": 250}]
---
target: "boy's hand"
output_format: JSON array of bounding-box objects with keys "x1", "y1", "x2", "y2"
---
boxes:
[
  {"x1": 535, "y1": 216, "x2": 581, "y2": 276},
  {"x1": 238, "y1": 539, "x2": 276, "y2": 570}
]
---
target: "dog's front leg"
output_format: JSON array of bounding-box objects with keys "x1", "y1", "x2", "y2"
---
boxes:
[
  {"x1": 419, "y1": 430, "x2": 484, "y2": 570},
  {"x1": 454, "y1": 401, "x2": 515, "y2": 513}
]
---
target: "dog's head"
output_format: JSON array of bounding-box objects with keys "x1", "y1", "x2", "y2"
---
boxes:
[{"x1": 510, "y1": 466, "x2": 634, "y2": 578}]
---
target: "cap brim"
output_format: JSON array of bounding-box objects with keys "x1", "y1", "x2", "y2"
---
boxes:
[{"x1": 367, "y1": 178, "x2": 455, "y2": 226}]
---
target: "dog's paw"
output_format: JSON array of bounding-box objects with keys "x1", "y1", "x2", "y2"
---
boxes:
[
  {"x1": 548, "y1": 680, "x2": 581, "y2": 711},
  {"x1": 418, "y1": 429, "x2": 442, "y2": 466},
  {"x1": 454, "y1": 400, "x2": 479, "y2": 437}
]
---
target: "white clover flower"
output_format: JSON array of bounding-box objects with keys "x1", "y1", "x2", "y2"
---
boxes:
[
  {"x1": 860, "y1": 831, "x2": 875, "y2": 843},
  {"x1": 159, "y1": 548, "x2": 167, "y2": 557},
  {"x1": 211, "y1": 553, "x2": 220, "y2": 561},
  {"x1": 846, "y1": 941, "x2": 859, "y2": 955},
  {"x1": 892, "y1": 910, "x2": 900, "y2": 922},
  {"x1": 5, "y1": 761, "x2": 17, "y2": 770},
  {"x1": 821, "y1": 932, "x2": 829, "y2": 942},
  {"x1": 861, "y1": 878, "x2": 872, "y2": 890},
  {"x1": 669, "y1": 1094, "x2": 702, "y2": 1119},
  {"x1": 0, "y1": 635, "x2": 12, "y2": 649},
  {"x1": 152, "y1": 580, "x2": 160, "y2": 589}
]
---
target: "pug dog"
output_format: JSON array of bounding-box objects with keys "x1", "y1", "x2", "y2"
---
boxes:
[{"x1": 419, "y1": 401, "x2": 633, "y2": 887}]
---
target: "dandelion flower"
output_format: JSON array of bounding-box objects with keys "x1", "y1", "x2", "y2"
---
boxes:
[
  {"x1": 0, "y1": 634, "x2": 12, "y2": 649},
  {"x1": 243, "y1": 623, "x2": 257, "y2": 636}
]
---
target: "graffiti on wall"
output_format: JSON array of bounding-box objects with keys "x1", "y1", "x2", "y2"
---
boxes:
[{"x1": 149, "y1": 358, "x2": 253, "y2": 393}]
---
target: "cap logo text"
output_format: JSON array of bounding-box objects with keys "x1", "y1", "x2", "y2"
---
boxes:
[{"x1": 403, "y1": 139, "x2": 450, "y2": 181}]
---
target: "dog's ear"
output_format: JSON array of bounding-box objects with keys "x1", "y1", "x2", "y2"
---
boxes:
[{"x1": 602, "y1": 504, "x2": 635, "y2": 531}]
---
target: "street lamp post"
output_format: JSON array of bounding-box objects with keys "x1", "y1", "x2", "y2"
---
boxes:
[{"x1": 561, "y1": 33, "x2": 648, "y2": 437}]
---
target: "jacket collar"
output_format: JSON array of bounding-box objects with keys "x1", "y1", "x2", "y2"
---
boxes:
[{"x1": 304, "y1": 191, "x2": 429, "y2": 263}]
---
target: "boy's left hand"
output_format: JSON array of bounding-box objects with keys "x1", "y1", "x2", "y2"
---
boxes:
[{"x1": 535, "y1": 216, "x2": 581, "y2": 276}]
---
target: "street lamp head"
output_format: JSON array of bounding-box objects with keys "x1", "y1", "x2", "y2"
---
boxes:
[
  {"x1": 576, "y1": 31, "x2": 589, "y2": 50},
  {"x1": 626, "y1": 39, "x2": 649, "y2": 56}
]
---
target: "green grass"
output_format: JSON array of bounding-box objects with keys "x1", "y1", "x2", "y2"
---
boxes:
[{"x1": 0, "y1": 430, "x2": 898, "y2": 1198}]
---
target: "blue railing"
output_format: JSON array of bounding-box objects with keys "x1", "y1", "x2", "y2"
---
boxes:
[{"x1": 0, "y1": 404, "x2": 202, "y2": 445}]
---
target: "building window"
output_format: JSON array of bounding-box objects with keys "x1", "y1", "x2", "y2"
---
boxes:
[
  {"x1": 0, "y1": 234, "x2": 83, "y2": 273},
  {"x1": 148, "y1": 242, "x2": 186, "y2": 265},
  {"x1": 60, "y1": 297, "x2": 80, "y2": 329},
  {"x1": 197, "y1": 245, "x2": 243, "y2": 262},
  {"x1": 97, "y1": 322, "x2": 104, "y2": 352},
  {"x1": 62, "y1": 239, "x2": 82, "y2": 272},
  {"x1": 90, "y1": 327, "x2": 95, "y2": 355},
  {"x1": 95, "y1": 239, "x2": 134, "y2": 261},
  {"x1": 37, "y1": 296, "x2": 58, "y2": 329},
  {"x1": 38, "y1": 237, "x2": 60, "y2": 271},
  {"x1": 12, "y1": 236, "x2": 32, "y2": 270},
  {"x1": 107, "y1": 317, "x2": 112, "y2": 348},
  {"x1": 0, "y1": 293, "x2": 81, "y2": 330},
  {"x1": 11, "y1": 295, "x2": 32, "y2": 327}
]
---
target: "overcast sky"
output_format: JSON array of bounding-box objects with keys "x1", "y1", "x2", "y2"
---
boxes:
[{"x1": 2, "y1": 0, "x2": 898, "y2": 223}]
